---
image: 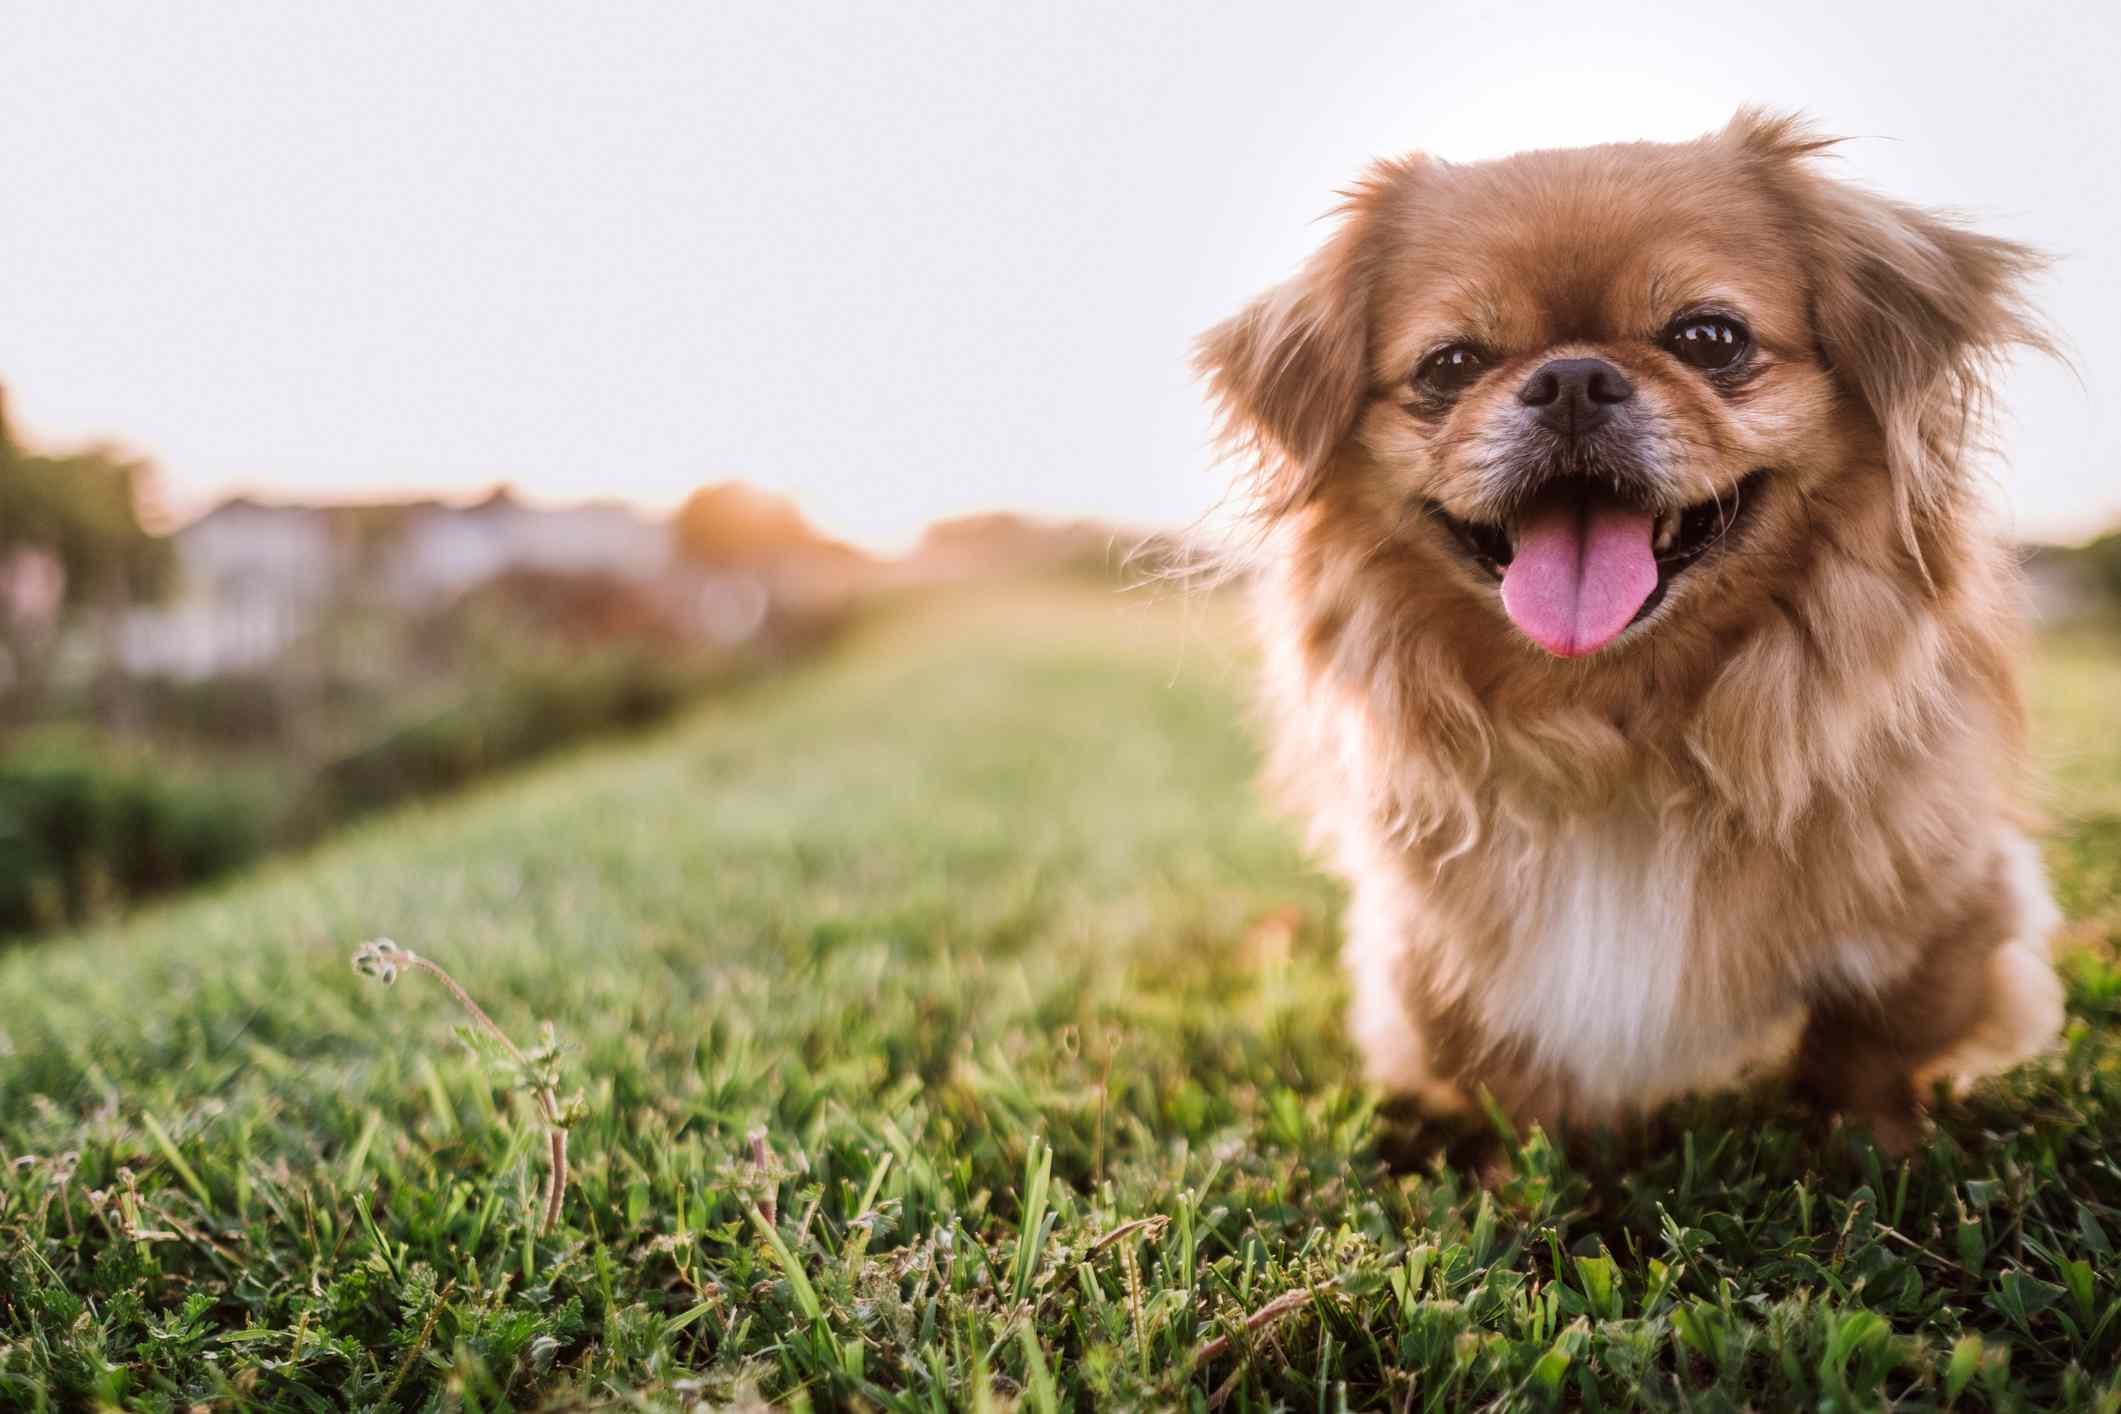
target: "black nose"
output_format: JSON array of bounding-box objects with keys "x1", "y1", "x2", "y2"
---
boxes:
[{"x1": 1517, "y1": 357, "x2": 1636, "y2": 435}]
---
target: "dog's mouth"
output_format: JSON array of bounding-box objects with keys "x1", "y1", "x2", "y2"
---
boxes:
[{"x1": 1424, "y1": 468, "x2": 1770, "y2": 658}]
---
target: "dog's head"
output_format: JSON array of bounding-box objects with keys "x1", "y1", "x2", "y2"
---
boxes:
[{"x1": 1199, "y1": 110, "x2": 2046, "y2": 662}]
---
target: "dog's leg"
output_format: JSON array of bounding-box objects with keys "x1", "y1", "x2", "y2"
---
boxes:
[
  {"x1": 1341, "y1": 877, "x2": 1478, "y2": 1117},
  {"x1": 1910, "y1": 833, "x2": 2067, "y2": 1100},
  {"x1": 1343, "y1": 885, "x2": 1587, "y2": 1174},
  {"x1": 1796, "y1": 835, "x2": 2063, "y2": 1152},
  {"x1": 1345, "y1": 941, "x2": 1470, "y2": 1115}
]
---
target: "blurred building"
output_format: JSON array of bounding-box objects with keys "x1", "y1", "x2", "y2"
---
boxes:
[
  {"x1": 120, "y1": 488, "x2": 671, "y2": 677},
  {"x1": 388, "y1": 488, "x2": 668, "y2": 599},
  {"x1": 118, "y1": 498, "x2": 339, "y2": 677}
]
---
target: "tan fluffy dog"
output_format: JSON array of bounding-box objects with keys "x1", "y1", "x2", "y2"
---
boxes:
[{"x1": 1197, "y1": 110, "x2": 2063, "y2": 1151}]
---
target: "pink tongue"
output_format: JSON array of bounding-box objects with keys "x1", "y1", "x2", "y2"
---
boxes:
[{"x1": 1500, "y1": 497, "x2": 1658, "y2": 658}]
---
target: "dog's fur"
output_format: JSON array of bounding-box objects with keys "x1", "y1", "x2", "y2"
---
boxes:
[{"x1": 1197, "y1": 110, "x2": 2064, "y2": 1150}]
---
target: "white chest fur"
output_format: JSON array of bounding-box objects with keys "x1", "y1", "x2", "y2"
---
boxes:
[{"x1": 1469, "y1": 814, "x2": 1755, "y2": 1109}]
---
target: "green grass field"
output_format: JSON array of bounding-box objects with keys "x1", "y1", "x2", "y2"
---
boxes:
[{"x1": 4, "y1": 579, "x2": 2120, "y2": 1411}]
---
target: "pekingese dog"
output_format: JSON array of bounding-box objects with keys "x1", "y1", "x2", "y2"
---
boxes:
[{"x1": 1197, "y1": 110, "x2": 2063, "y2": 1152}]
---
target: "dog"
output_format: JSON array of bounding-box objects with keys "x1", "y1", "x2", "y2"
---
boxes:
[{"x1": 1196, "y1": 110, "x2": 2064, "y2": 1153}]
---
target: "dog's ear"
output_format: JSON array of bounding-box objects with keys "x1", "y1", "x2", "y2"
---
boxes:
[
  {"x1": 1732, "y1": 110, "x2": 2051, "y2": 553},
  {"x1": 1196, "y1": 172, "x2": 1403, "y2": 515}
]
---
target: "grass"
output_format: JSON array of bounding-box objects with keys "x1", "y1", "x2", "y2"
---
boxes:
[{"x1": 2, "y1": 577, "x2": 2119, "y2": 1410}]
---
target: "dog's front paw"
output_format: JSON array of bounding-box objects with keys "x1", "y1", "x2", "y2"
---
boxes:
[{"x1": 1837, "y1": 1101, "x2": 1928, "y2": 1159}]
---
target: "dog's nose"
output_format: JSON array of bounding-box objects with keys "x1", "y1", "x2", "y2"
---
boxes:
[{"x1": 1517, "y1": 357, "x2": 1636, "y2": 435}]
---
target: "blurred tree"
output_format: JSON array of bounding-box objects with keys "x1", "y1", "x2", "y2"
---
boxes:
[
  {"x1": 671, "y1": 482, "x2": 828, "y2": 567},
  {"x1": 0, "y1": 385, "x2": 175, "y2": 719}
]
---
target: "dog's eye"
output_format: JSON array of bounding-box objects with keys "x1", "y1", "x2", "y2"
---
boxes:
[
  {"x1": 1414, "y1": 344, "x2": 1488, "y2": 397},
  {"x1": 1664, "y1": 315, "x2": 1751, "y2": 372}
]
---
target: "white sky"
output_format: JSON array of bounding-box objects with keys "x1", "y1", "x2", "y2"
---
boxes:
[{"x1": 2, "y1": 1, "x2": 2115, "y2": 550}]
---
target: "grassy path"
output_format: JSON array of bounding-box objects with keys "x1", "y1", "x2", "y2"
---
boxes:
[{"x1": 3, "y1": 580, "x2": 2120, "y2": 1409}]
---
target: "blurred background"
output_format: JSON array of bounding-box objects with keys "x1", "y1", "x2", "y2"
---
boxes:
[{"x1": 3, "y1": 0, "x2": 2117, "y2": 938}]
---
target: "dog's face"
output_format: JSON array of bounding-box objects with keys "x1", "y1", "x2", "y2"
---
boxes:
[
  {"x1": 1201, "y1": 111, "x2": 2043, "y2": 665},
  {"x1": 1357, "y1": 145, "x2": 1838, "y2": 657}
]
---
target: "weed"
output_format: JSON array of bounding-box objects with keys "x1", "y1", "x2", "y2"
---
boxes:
[{"x1": 352, "y1": 937, "x2": 575, "y2": 1235}]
